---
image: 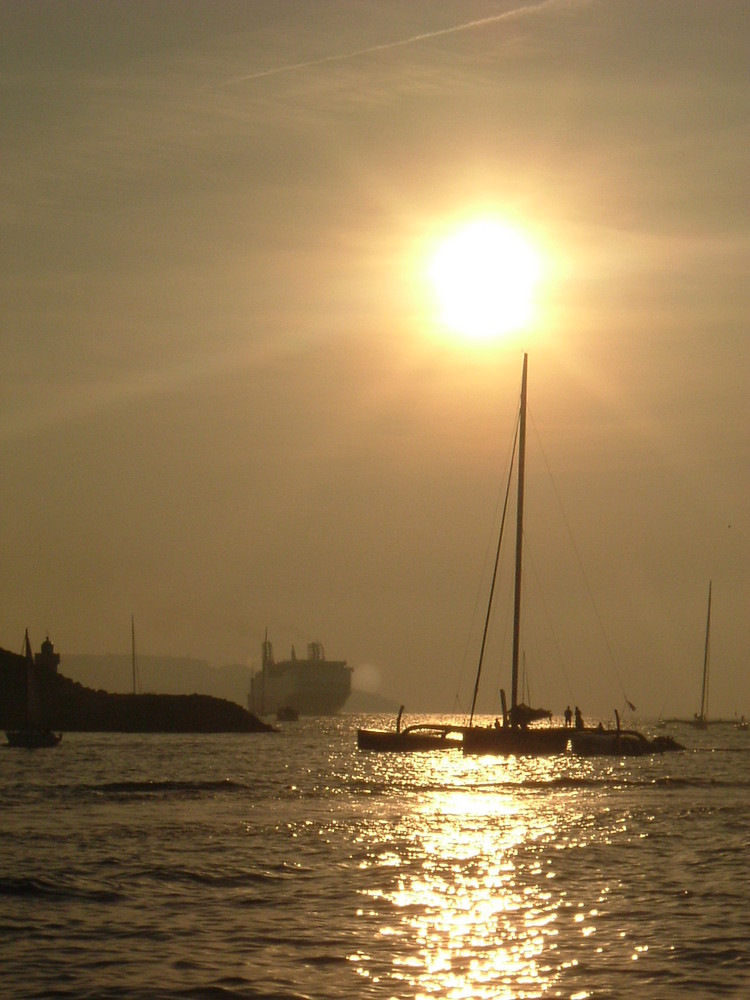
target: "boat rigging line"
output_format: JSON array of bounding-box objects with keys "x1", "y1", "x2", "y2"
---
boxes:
[
  {"x1": 469, "y1": 409, "x2": 519, "y2": 726},
  {"x1": 528, "y1": 409, "x2": 635, "y2": 713}
]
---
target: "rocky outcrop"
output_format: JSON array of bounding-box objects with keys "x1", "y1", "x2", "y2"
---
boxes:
[{"x1": 0, "y1": 645, "x2": 275, "y2": 734}]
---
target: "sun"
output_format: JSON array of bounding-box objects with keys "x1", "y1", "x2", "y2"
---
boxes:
[{"x1": 428, "y1": 219, "x2": 541, "y2": 342}]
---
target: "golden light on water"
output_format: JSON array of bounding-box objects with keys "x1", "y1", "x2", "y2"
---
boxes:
[
  {"x1": 427, "y1": 219, "x2": 542, "y2": 343},
  {"x1": 352, "y1": 756, "x2": 566, "y2": 996},
  {"x1": 349, "y1": 752, "x2": 643, "y2": 998}
]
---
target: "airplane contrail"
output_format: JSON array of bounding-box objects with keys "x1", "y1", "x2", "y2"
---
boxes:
[{"x1": 227, "y1": 0, "x2": 569, "y2": 85}]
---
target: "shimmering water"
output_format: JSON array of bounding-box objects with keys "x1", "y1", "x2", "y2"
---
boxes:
[{"x1": 2, "y1": 717, "x2": 749, "y2": 999}]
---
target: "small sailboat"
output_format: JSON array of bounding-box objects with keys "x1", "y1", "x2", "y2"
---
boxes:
[
  {"x1": 691, "y1": 581, "x2": 712, "y2": 729},
  {"x1": 5, "y1": 631, "x2": 62, "y2": 748},
  {"x1": 662, "y1": 583, "x2": 740, "y2": 728}
]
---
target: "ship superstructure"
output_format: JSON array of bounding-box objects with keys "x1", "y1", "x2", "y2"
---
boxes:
[{"x1": 248, "y1": 636, "x2": 352, "y2": 716}]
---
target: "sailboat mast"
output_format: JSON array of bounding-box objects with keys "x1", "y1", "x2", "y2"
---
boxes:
[
  {"x1": 261, "y1": 627, "x2": 271, "y2": 716},
  {"x1": 131, "y1": 615, "x2": 137, "y2": 695},
  {"x1": 700, "y1": 581, "x2": 712, "y2": 721},
  {"x1": 511, "y1": 353, "x2": 528, "y2": 724},
  {"x1": 24, "y1": 629, "x2": 34, "y2": 727}
]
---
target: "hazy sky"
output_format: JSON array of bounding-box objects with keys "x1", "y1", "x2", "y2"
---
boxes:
[{"x1": 2, "y1": 0, "x2": 748, "y2": 718}]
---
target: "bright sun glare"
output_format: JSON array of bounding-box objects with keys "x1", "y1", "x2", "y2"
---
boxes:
[{"x1": 429, "y1": 219, "x2": 541, "y2": 342}]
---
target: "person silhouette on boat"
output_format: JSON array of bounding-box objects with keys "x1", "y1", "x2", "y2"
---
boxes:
[
  {"x1": 564, "y1": 705, "x2": 573, "y2": 728},
  {"x1": 396, "y1": 706, "x2": 404, "y2": 734},
  {"x1": 574, "y1": 706, "x2": 584, "y2": 730}
]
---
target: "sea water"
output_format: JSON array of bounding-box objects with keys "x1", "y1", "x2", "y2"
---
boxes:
[{"x1": 1, "y1": 716, "x2": 749, "y2": 999}]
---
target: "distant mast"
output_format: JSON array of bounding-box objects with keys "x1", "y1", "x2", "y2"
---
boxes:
[
  {"x1": 260, "y1": 627, "x2": 273, "y2": 715},
  {"x1": 131, "y1": 615, "x2": 139, "y2": 695},
  {"x1": 699, "y1": 581, "x2": 712, "y2": 724},
  {"x1": 510, "y1": 353, "x2": 528, "y2": 726}
]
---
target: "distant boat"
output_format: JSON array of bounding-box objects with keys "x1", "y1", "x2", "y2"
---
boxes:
[
  {"x1": 276, "y1": 705, "x2": 299, "y2": 722},
  {"x1": 248, "y1": 633, "x2": 352, "y2": 717},
  {"x1": 662, "y1": 583, "x2": 744, "y2": 728},
  {"x1": 6, "y1": 728, "x2": 61, "y2": 749},
  {"x1": 659, "y1": 582, "x2": 714, "y2": 728},
  {"x1": 690, "y1": 582, "x2": 712, "y2": 729},
  {"x1": 5, "y1": 631, "x2": 62, "y2": 749}
]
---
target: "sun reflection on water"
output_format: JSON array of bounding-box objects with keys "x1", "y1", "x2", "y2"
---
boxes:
[
  {"x1": 347, "y1": 742, "x2": 690, "y2": 997},
  {"x1": 352, "y1": 754, "x2": 592, "y2": 998}
]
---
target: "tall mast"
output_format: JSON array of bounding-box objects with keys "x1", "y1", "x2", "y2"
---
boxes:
[
  {"x1": 700, "y1": 580, "x2": 712, "y2": 721},
  {"x1": 510, "y1": 353, "x2": 528, "y2": 724}
]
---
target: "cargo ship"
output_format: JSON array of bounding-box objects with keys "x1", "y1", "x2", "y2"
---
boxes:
[{"x1": 248, "y1": 636, "x2": 352, "y2": 716}]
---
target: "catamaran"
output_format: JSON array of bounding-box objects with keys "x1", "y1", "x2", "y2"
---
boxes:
[{"x1": 358, "y1": 355, "x2": 681, "y2": 756}]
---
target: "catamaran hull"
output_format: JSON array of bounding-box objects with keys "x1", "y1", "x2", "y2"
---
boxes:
[
  {"x1": 462, "y1": 726, "x2": 571, "y2": 756},
  {"x1": 462, "y1": 726, "x2": 683, "y2": 757},
  {"x1": 571, "y1": 730, "x2": 649, "y2": 756},
  {"x1": 572, "y1": 730, "x2": 684, "y2": 755},
  {"x1": 357, "y1": 727, "x2": 463, "y2": 752}
]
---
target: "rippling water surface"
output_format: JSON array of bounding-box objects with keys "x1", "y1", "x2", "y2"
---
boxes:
[{"x1": 2, "y1": 717, "x2": 750, "y2": 999}]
